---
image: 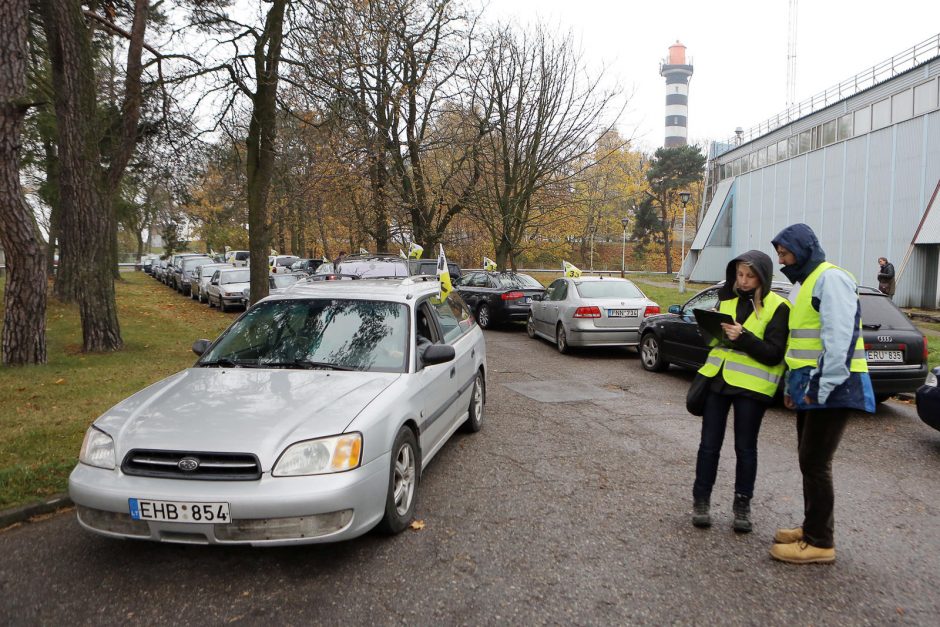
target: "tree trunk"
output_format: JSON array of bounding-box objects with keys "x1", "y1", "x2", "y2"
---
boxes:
[
  {"x1": 247, "y1": 0, "x2": 287, "y2": 305},
  {"x1": 41, "y1": 0, "x2": 122, "y2": 351},
  {"x1": 0, "y1": 0, "x2": 47, "y2": 365}
]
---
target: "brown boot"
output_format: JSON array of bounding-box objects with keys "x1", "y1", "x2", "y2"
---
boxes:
[
  {"x1": 773, "y1": 526, "x2": 803, "y2": 544},
  {"x1": 769, "y1": 540, "x2": 835, "y2": 564}
]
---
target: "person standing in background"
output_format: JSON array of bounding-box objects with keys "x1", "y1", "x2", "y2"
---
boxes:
[{"x1": 877, "y1": 257, "x2": 895, "y2": 296}]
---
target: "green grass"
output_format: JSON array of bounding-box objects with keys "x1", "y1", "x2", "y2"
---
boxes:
[{"x1": 0, "y1": 273, "x2": 232, "y2": 510}]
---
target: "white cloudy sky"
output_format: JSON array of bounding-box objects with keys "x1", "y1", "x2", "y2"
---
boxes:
[{"x1": 485, "y1": 0, "x2": 940, "y2": 151}]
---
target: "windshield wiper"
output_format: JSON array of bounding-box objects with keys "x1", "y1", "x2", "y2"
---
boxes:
[
  {"x1": 263, "y1": 359, "x2": 358, "y2": 371},
  {"x1": 199, "y1": 358, "x2": 242, "y2": 368},
  {"x1": 863, "y1": 323, "x2": 882, "y2": 330}
]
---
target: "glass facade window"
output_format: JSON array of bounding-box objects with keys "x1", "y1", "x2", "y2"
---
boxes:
[
  {"x1": 872, "y1": 98, "x2": 891, "y2": 130},
  {"x1": 757, "y1": 147, "x2": 767, "y2": 168},
  {"x1": 798, "y1": 130, "x2": 811, "y2": 154},
  {"x1": 733, "y1": 158, "x2": 741, "y2": 176},
  {"x1": 749, "y1": 151, "x2": 758, "y2": 170},
  {"x1": 766, "y1": 144, "x2": 776, "y2": 165},
  {"x1": 837, "y1": 114, "x2": 853, "y2": 140},
  {"x1": 788, "y1": 135, "x2": 798, "y2": 157},
  {"x1": 855, "y1": 107, "x2": 871, "y2": 134},
  {"x1": 706, "y1": 195, "x2": 733, "y2": 247},
  {"x1": 892, "y1": 89, "x2": 914, "y2": 123},
  {"x1": 777, "y1": 139, "x2": 788, "y2": 161},
  {"x1": 822, "y1": 120, "x2": 837, "y2": 146},
  {"x1": 914, "y1": 79, "x2": 938, "y2": 115}
]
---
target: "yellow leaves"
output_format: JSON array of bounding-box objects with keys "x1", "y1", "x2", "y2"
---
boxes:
[
  {"x1": 409, "y1": 519, "x2": 426, "y2": 531},
  {"x1": 54, "y1": 379, "x2": 65, "y2": 385}
]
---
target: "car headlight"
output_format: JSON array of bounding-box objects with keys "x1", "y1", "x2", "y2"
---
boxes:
[
  {"x1": 79, "y1": 426, "x2": 116, "y2": 469},
  {"x1": 272, "y1": 433, "x2": 362, "y2": 477}
]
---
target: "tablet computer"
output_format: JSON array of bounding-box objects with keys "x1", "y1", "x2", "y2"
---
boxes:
[{"x1": 693, "y1": 308, "x2": 735, "y2": 344}]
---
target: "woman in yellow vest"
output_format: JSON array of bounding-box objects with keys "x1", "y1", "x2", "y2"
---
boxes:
[{"x1": 693, "y1": 250, "x2": 790, "y2": 532}]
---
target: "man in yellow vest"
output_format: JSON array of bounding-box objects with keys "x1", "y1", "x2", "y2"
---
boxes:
[{"x1": 769, "y1": 223, "x2": 875, "y2": 565}]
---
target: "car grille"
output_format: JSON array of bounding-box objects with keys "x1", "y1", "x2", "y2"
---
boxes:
[{"x1": 122, "y1": 449, "x2": 262, "y2": 481}]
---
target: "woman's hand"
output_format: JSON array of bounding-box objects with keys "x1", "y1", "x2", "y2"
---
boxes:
[{"x1": 720, "y1": 321, "x2": 744, "y2": 341}]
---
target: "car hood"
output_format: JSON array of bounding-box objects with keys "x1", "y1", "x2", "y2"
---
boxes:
[
  {"x1": 94, "y1": 368, "x2": 399, "y2": 468},
  {"x1": 218, "y1": 280, "x2": 250, "y2": 292}
]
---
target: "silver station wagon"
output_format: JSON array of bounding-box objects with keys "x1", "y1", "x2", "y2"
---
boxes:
[{"x1": 69, "y1": 277, "x2": 486, "y2": 545}]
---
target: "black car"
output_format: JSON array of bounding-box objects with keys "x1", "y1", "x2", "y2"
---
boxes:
[
  {"x1": 454, "y1": 271, "x2": 546, "y2": 329},
  {"x1": 637, "y1": 282, "x2": 928, "y2": 403},
  {"x1": 916, "y1": 366, "x2": 940, "y2": 431},
  {"x1": 408, "y1": 258, "x2": 462, "y2": 281}
]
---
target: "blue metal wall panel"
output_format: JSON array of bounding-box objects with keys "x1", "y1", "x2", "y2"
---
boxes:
[
  {"x1": 863, "y1": 128, "x2": 893, "y2": 280},
  {"x1": 759, "y1": 166, "x2": 777, "y2": 251},
  {"x1": 890, "y1": 117, "x2": 924, "y2": 297},
  {"x1": 821, "y1": 145, "x2": 844, "y2": 249},
  {"x1": 841, "y1": 136, "x2": 868, "y2": 278},
  {"x1": 789, "y1": 155, "x2": 807, "y2": 224},
  {"x1": 773, "y1": 160, "x2": 791, "y2": 240},
  {"x1": 803, "y1": 151, "x2": 825, "y2": 231}
]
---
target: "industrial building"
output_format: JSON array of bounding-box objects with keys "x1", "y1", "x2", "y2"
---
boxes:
[{"x1": 687, "y1": 34, "x2": 940, "y2": 308}]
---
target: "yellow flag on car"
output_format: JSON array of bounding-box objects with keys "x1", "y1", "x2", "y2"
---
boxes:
[
  {"x1": 322, "y1": 255, "x2": 329, "y2": 263},
  {"x1": 399, "y1": 248, "x2": 408, "y2": 259},
  {"x1": 483, "y1": 256, "x2": 497, "y2": 271},
  {"x1": 437, "y1": 245, "x2": 452, "y2": 301},
  {"x1": 359, "y1": 247, "x2": 369, "y2": 254},
  {"x1": 408, "y1": 243, "x2": 424, "y2": 259},
  {"x1": 563, "y1": 260, "x2": 582, "y2": 278}
]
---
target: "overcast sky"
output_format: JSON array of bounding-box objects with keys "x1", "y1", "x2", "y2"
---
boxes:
[{"x1": 485, "y1": 0, "x2": 940, "y2": 152}]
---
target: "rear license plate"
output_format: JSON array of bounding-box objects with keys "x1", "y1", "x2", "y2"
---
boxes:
[
  {"x1": 524, "y1": 297, "x2": 531, "y2": 304},
  {"x1": 866, "y1": 350, "x2": 903, "y2": 362},
  {"x1": 608, "y1": 309, "x2": 639, "y2": 318},
  {"x1": 129, "y1": 498, "x2": 230, "y2": 524}
]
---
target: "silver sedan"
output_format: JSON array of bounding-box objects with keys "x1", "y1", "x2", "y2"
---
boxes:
[
  {"x1": 527, "y1": 276, "x2": 660, "y2": 353},
  {"x1": 69, "y1": 278, "x2": 487, "y2": 545}
]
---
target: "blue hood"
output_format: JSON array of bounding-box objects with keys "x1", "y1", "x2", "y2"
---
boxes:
[{"x1": 771, "y1": 223, "x2": 826, "y2": 283}]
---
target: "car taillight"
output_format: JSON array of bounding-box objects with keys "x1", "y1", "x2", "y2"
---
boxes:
[
  {"x1": 573, "y1": 306, "x2": 601, "y2": 318},
  {"x1": 501, "y1": 291, "x2": 525, "y2": 300},
  {"x1": 643, "y1": 305, "x2": 661, "y2": 317},
  {"x1": 924, "y1": 334, "x2": 929, "y2": 361}
]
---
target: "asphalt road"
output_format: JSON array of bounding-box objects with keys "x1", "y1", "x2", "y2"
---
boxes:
[{"x1": 2, "y1": 325, "x2": 939, "y2": 625}]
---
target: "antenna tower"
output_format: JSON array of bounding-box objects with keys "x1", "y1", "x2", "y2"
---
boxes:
[{"x1": 786, "y1": 0, "x2": 798, "y2": 107}]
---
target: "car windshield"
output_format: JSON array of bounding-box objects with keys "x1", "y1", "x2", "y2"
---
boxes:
[
  {"x1": 337, "y1": 259, "x2": 409, "y2": 278},
  {"x1": 220, "y1": 270, "x2": 250, "y2": 284},
  {"x1": 575, "y1": 281, "x2": 644, "y2": 299},
  {"x1": 270, "y1": 274, "x2": 300, "y2": 289},
  {"x1": 494, "y1": 273, "x2": 542, "y2": 289},
  {"x1": 200, "y1": 299, "x2": 409, "y2": 372}
]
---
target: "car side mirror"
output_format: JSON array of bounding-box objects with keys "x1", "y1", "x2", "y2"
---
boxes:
[
  {"x1": 531, "y1": 294, "x2": 543, "y2": 301},
  {"x1": 191, "y1": 339, "x2": 211, "y2": 355},
  {"x1": 668, "y1": 304, "x2": 682, "y2": 314},
  {"x1": 421, "y1": 343, "x2": 455, "y2": 366}
]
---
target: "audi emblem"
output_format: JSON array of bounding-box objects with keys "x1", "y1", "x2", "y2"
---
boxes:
[
  {"x1": 178, "y1": 457, "x2": 199, "y2": 472},
  {"x1": 877, "y1": 335, "x2": 893, "y2": 343}
]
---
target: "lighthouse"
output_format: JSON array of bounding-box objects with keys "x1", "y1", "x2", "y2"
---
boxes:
[{"x1": 659, "y1": 41, "x2": 693, "y2": 148}]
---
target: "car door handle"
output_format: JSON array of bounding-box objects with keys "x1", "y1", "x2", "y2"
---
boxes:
[
  {"x1": 450, "y1": 367, "x2": 456, "y2": 378},
  {"x1": 471, "y1": 348, "x2": 475, "y2": 358}
]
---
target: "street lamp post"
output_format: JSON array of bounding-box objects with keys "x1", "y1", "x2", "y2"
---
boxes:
[
  {"x1": 589, "y1": 223, "x2": 597, "y2": 272},
  {"x1": 620, "y1": 216, "x2": 629, "y2": 278},
  {"x1": 678, "y1": 191, "x2": 692, "y2": 293}
]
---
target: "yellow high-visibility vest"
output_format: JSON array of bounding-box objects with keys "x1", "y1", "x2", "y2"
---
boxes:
[
  {"x1": 785, "y1": 261, "x2": 868, "y2": 373},
  {"x1": 698, "y1": 291, "x2": 789, "y2": 398}
]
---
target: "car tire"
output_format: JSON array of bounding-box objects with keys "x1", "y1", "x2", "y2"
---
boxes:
[
  {"x1": 526, "y1": 313, "x2": 537, "y2": 339},
  {"x1": 640, "y1": 332, "x2": 668, "y2": 372},
  {"x1": 874, "y1": 393, "x2": 892, "y2": 404},
  {"x1": 377, "y1": 426, "x2": 419, "y2": 534},
  {"x1": 476, "y1": 303, "x2": 491, "y2": 329},
  {"x1": 556, "y1": 323, "x2": 569, "y2": 354},
  {"x1": 219, "y1": 299, "x2": 228, "y2": 313},
  {"x1": 461, "y1": 372, "x2": 485, "y2": 433},
  {"x1": 208, "y1": 295, "x2": 216, "y2": 308}
]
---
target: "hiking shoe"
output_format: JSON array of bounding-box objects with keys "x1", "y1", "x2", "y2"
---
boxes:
[
  {"x1": 773, "y1": 526, "x2": 803, "y2": 544},
  {"x1": 692, "y1": 499, "x2": 711, "y2": 528},
  {"x1": 732, "y1": 493, "x2": 752, "y2": 533},
  {"x1": 769, "y1": 540, "x2": 835, "y2": 564}
]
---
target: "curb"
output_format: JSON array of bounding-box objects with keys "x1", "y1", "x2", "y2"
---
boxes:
[{"x1": 0, "y1": 495, "x2": 73, "y2": 530}]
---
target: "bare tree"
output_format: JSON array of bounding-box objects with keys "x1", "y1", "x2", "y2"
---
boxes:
[
  {"x1": 0, "y1": 0, "x2": 47, "y2": 365},
  {"x1": 473, "y1": 25, "x2": 622, "y2": 269}
]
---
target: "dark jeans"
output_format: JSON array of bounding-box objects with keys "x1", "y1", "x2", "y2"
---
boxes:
[
  {"x1": 797, "y1": 408, "x2": 849, "y2": 549},
  {"x1": 693, "y1": 392, "x2": 767, "y2": 501}
]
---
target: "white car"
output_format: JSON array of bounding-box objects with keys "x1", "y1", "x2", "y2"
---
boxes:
[
  {"x1": 241, "y1": 273, "x2": 303, "y2": 307},
  {"x1": 191, "y1": 263, "x2": 234, "y2": 303},
  {"x1": 68, "y1": 277, "x2": 486, "y2": 545},
  {"x1": 205, "y1": 268, "x2": 251, "y2": 312},
  {"x1": 269, "y1": 255, "x2": 300, "y2": 274},
  {"x1": 528, "y1": 276, "x2": 660, "y2": 353}
]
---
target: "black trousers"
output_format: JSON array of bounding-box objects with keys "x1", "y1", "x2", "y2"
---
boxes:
[
  {"x1": 693, "y1": 392, "x2": 767, "y2": 501},
  {"x1": 796, "y1": 408, "x2": 849, "y2": 549}
]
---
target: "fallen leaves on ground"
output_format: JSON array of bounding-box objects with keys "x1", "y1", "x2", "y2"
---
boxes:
[{"x1": 409, "y1": 519, "x2": 426, "y2": 531}]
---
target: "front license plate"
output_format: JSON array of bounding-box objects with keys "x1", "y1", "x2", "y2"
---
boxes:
[
  {"x1": 524, "y1": 296, "x2": 532, "y2": 304},
  {"x1": 607, "y1": 309, "x2": 639, "y2": 318},
  {"x1": 866, "y1": 350, "x2": 903, "y2": 362},
  {"x1": 129, "y1": 498, "x2": 230, "y2": 524}
]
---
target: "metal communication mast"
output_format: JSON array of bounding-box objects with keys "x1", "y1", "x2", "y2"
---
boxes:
[{"x1": 786, "y1": 0, "x2": 799, "y2": 107}]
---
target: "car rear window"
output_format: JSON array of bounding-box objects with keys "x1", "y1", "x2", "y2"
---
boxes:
[
  {"x1": 337, "y1": 259, "x2": 409, "y2": 278},
  {"x1": 859, "y1": 293, "x2": 916, "y2": 330},
  {"x1": 575, "y1": 281, "x2": 644, "y2": 299},
  {"x1": 220, "y1": 270, "x2": 250, "y2": 284},
  {"x1": 495, "y1": 273, "x2": 542, "y2": 289}
]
